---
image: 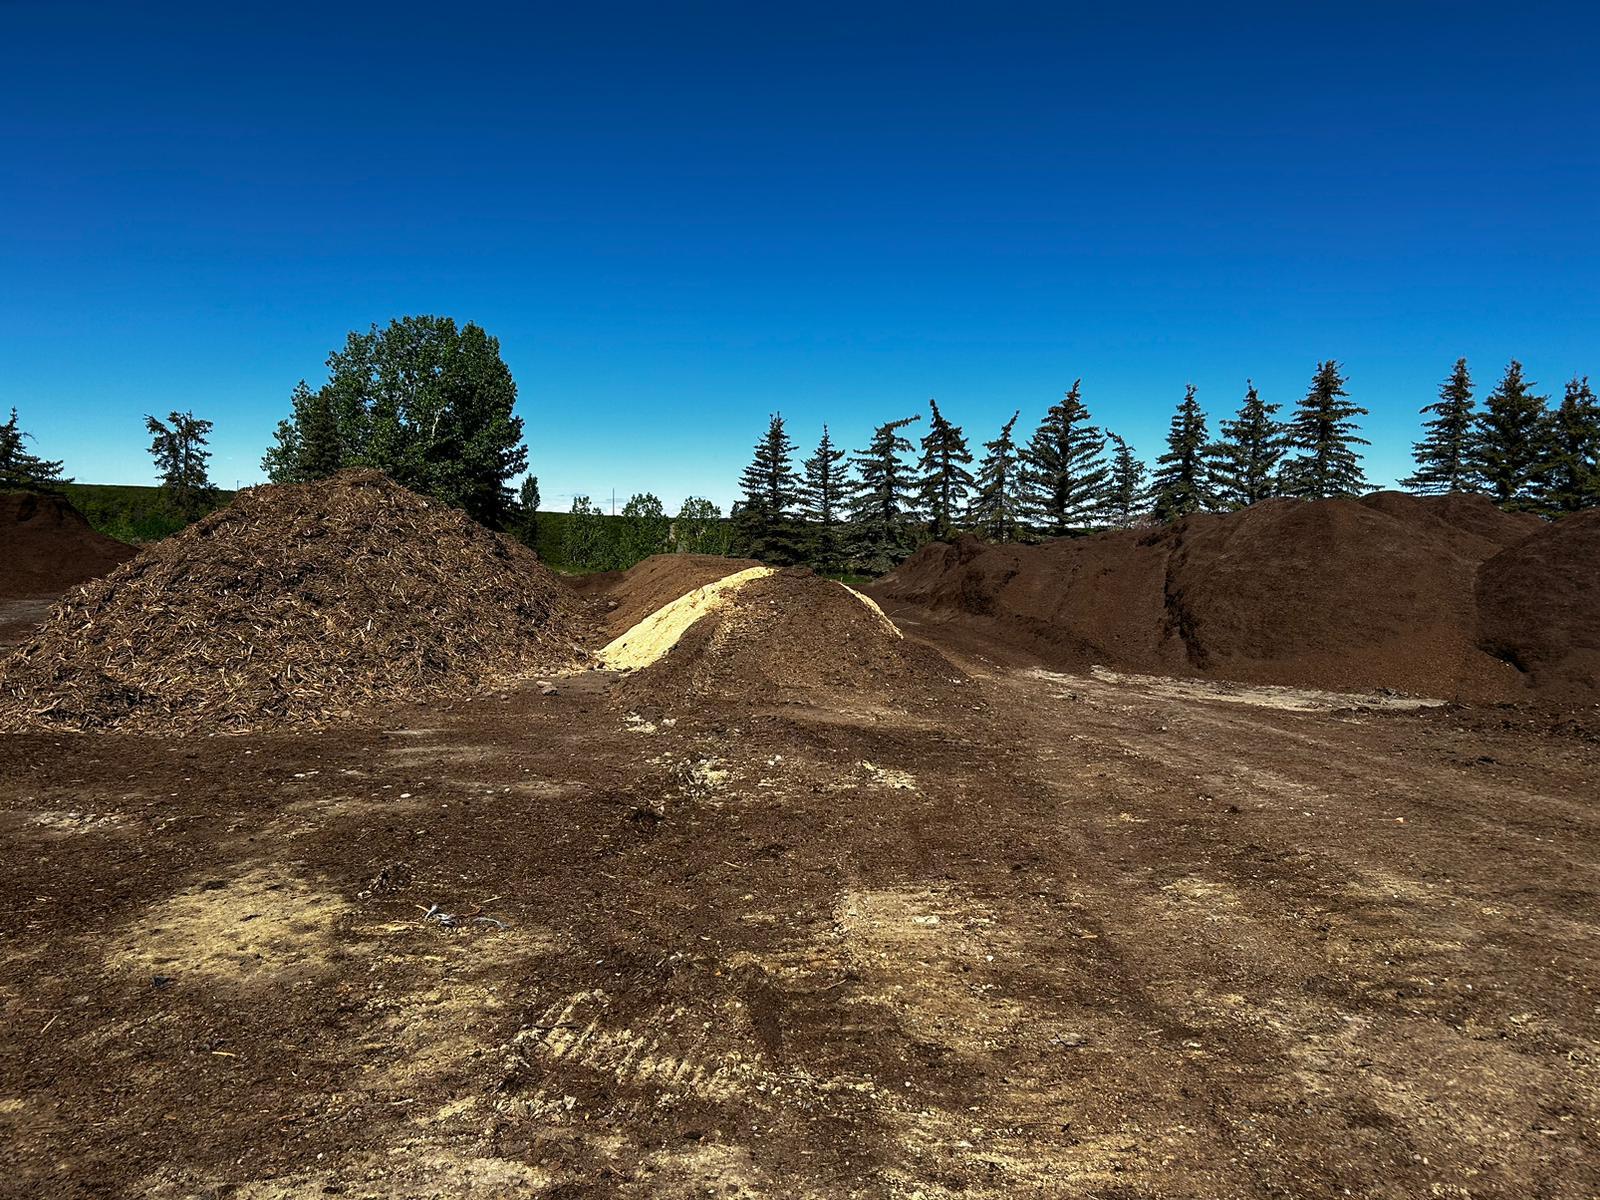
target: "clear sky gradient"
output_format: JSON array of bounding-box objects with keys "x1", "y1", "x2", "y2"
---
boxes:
[{"x1": 4, "y1": 2, "x2": 1597, "y2": 509}]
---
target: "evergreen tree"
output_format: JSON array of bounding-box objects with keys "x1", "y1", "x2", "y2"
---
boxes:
[
  {"x1": 1149, "y1": 385, "x2": 1217, "y2": 521},
  {"x1": 262, "y1": 316, "x2": 527, "y2": 526},
  {"x1": 916, "y1": 398, "x2": 975, "y2": 539},
  {"x1": 1104, "y1": 433, "x2": 1148, "y2": 528},
  {"x1": 733, "y1": 413, "x2": 804, "y2": 563},
  {"x1": 0, "y1": 407, "x2": 71, "y2": 490},
  {"x1": 966, "y1": 411, "x2": 1027, "y2": 542},
  {"x1": 1536, "y1": 376, "x2": 1600, "y2": 513},
  {"x1": 798, "y1": 425, "x2": 848, "y2": 572},
  {"x1": 145, "y1": 410, "x2": 216, "y2": 519},
  {"x1": 1403, "y1": 358, "x2": 1477, "y2": 494},
  {"x1": 674, "y1": 496, "x2": 729, "y2": 555},
  {"x1": 1023, "y1": 381, "x2": 1110, "y2": 534},
  {"x1": 1471, "y1": 360, "x2": 1549, "y2": 510},
  {"x1": 1211, "y1": 381, "x2": 1283, "y2": 508},
  {"x1": 1280, "y1": 361, "x2": 1369, "y2": 499},
  {"x1": 846, "y1": 414, "x2": 921, "y2": 574},
  {"x1": 618, "y1": 492, "x2": 670, "y2": 565}
]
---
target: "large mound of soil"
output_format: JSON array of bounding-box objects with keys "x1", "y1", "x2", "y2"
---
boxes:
[
  {"x1": 0, "y1": 471, "x2": 584, "y2": 733},
  {"x1": 0, "y1": 490, "x2": 134, "y2": 599},
  {"x1": 1477, "y1": 509, "x2": 1600, "y2": 702},
  {"x1": 622, "y1": 567, "x2": 969, "y2": 712},
  {"x1": 879, "y1": 492, "x2": 1553, "y2": 702},
  {"x1": 572, "y1": 553, "x2": 762, "y2": 639}
]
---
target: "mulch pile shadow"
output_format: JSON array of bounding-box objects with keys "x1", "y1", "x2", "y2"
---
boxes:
[{"x1": 0, "y1": 470, "x2": 587, "y2": 733}]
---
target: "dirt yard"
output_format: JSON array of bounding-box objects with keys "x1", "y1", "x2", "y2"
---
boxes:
[{"x1": 2, "y1": 606, "x2": 1596, "y2": 1199}]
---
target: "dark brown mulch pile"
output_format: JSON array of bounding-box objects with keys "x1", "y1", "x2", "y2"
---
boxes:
[
  {"x1": 573, "y1": 552, "x2": 762, "y2": 639},
  {"x1": 0, "y1": 470, "x2": 586, "y2": 733},
  {"x1": 0, "y1": 490, "x2": 134, "y2": 599},
  {"x1": 622, "y1": 567, "x2": 971, "y2": 712}
]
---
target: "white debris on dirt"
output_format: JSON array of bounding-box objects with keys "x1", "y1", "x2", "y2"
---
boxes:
[
  {"x1": 859, "y1": 761, "x2": 917, "y2": 790},
  {"x1": 1027, "y1": 666, "x2": 1444, "y2": 713},
  {"x1": 597, "y1": 567, "x2": 774, "y2": 671}
]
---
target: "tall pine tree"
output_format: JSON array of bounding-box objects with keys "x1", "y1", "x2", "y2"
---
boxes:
[
  {"x1": 1211, "y1": 381, "x2": 1283, "y2": 509},
  {"x1": 846, "y1": 414, "x2": 921, "y2": 574},
  {"x1": 967, "y1": 411, "x2": 1027, "y2": 542},
  {"x1": 734, "y1": 413, "x2": 804, "y2": 563},
  {"x1": 0, "y1": 407, "x2": 71, "y2": 490},
  {"x1": 1404, "y1": 358, "x2": 1477, "y2": 494},
  {"x1": 1535, "y1": 376, "x2": 1600, "y2": 513},
  {"x1": 1024, "y1": 381, "x2": 1110, "y2": 535},
  {"x1": 1471, "y1": 360, "x2": 1549, "y2": 511},
  {"x1": 917, "y1": 398, "x2": 975, "y2": 539},
  {"x1": 1149, "y1": 385, "x2": 1217, "y2": 521},
  {"x1": 1280, "y1": 361, "x2": 1368, "y2": 499},
  {"x1": 799, "y1": 425, "x2": 849, "y2": 573},
  {"x1": 1104, "y1": 433, "x2": 1148, "y2": 528}
]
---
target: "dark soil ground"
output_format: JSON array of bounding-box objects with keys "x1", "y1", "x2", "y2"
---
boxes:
[{"x1": 2, "y1": 587, "x2": 1597, "y2": 1198}]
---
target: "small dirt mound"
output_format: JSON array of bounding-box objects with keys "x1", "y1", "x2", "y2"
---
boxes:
[
  {"x1": 0, "y1": 470, "x2": 585, "y2": 733},
  {"x1": 0, "y1": 490, "x2": 134, "y2": 599},
  {"x1": 1477, "y1": 509, "x2": 1600, "y2": 703},
  {"x1": 573, "y1": 553, "x2": 762, "y2": 639},
  {"x1": 879, "y1": 492, "x2": 1550, "y2": 702},
  {"x1": 621, "y1": 567, "x2": 968, "y2": 712}
]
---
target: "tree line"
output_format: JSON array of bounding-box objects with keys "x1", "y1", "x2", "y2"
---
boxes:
[{"x1": 730, "y1": 358, "x2": 1600, "y2": 573}]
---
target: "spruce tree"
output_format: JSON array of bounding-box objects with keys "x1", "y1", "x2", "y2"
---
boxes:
[
  {"x1": 916, "y1": 398, "x2": 975, "y2": 539},
  {"x1": 1536, "y1": 376, "x2": 1600, "y2": 513},
  {"x1": 1023, "y1": 380, "x2": 1110, "y2": 535},
  {"x1": 1403, "y1": 358, "x2": 1477, "y2": 494},
  {"x1": 966, "y1": 411, "x2": 1027, "y2": 542},
  {"x1": 145, "y1": 410, "x2": 216, "y2": 519},
  {"x1": 1149, "y1": 385, "x2": 1217, "y2": 521},
  {"x1": 1280, "y1": 361, "x2": 1369, "y2": 499},
  {"x1": 1104, "y1": 433, "x2": 1148, "y2": 528},
  {"x1": 1471, "y1": 360, "x2": 1549, "y2": 510},
  {"x1": 798, "y1": 425, "x2": 848, "y2": 573},
  {"x1": 1211, "y1": 381, "x2": 1283, "y2": 509},
  {"x1": 0, "y1": 407, "x2": 71, "y2": 490},
  {"x1": 733, "y1": 413, "x2": 804, "y2": 563},
  {"x1": 846, "y1": 414, "x2": 921, "y2": 574}
]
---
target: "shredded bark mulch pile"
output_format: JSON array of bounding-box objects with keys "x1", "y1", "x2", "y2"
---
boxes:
[{"x1": 0, "y1": 470, "x2": 585, "y2": 733}]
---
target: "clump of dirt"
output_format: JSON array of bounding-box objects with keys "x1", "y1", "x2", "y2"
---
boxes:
[
  {"x1": 573, "y1": 553, "x2": 761, "y2": 639},
  {"x1": 1477, "y1": 508, "x2": 1600, "y2": 703},
  {"x1": 0, "y1": 490, "x2": 134, "y2": 599},
  {"x1": 879, "y1": 491, "x2": 1552, "y2": 702},
  {"x1": 0, "y1": 470, "x2": 585, "y2": 733},
  {"x1": 621, "y1": 567, "x2": 969, "y2": 712}
]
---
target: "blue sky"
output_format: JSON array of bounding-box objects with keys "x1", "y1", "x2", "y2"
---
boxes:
[{"x1": 3, "y1": 1, "x2": 1596, "y2": 509}]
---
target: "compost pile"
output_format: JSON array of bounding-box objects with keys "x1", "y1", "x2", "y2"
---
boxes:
[
  {"x1": 0, "y1": 470, "x2": 584, "y2": 733},
  {"x1": 0, "y1": 491, "x2": 134, "y2": 599},
  {"x1": 622, "y1": 567, "x2": 969, "y2": 712},
  {"x1": 1477, "y1": 508, "x2": 1600, "y2": 703},
  {"x1": 879, "y1": 491, "x2": 1565, "y2": 702},
  {"x1": 575, "y1": 553, "x2": 761, "y2": 639}
]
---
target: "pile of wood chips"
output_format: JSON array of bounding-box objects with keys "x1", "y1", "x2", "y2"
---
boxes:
[{"x1": 0, "y1": 470, "x2": 587, "y2": 733}]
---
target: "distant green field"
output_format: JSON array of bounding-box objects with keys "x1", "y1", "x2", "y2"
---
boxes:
[{"x1": 62, "y1": 483, "x2": 234, "y2": 544}]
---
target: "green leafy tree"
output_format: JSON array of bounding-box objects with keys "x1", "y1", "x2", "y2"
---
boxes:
[
  {"x1": 674, "y1": 496, "x2": 729, "y2": 555},
  {"x1": 618, "y1": 492, "x2": 671, "y2": 565},
  {"x1": 1535, "y1": 377, "x2": 1600, "y2": 513},
  {"x1": 562, "y1": 495, "x2": 610, "y2": 570},
  {"x1": 1280, "y1": 361, "x2": 1369, "y2": 499},
  {"x1": 516, "y1": 475, "x2": 541, "y2": 545},
  {"x1": 1403, "y1": 358, "x2": 1477, "y2": 494},
  {"x1": 1105, "y1": 433, "x2": 1148, "y2": 528},
  {"x1": 262, "y1": 316, "x2": 527, "y2": 526},
  {"x1": 1024, "y1": 381, "x2": 1109, "y2": 535},
  {"x1": 916, "y1": 398, "x2": 975, "y2": 539},
  {"x1": 966, "y1": 411, "x2": 1027, "y2": 542},
  {"x1": 1471, "y1": 360, "x2": 1549, "y2": 510},
  {"x1": 1150, "y1": 385, "x2": 1217, "y2": 521},
  {"x1": 798, "y1": 425, "x2": 848, "y2": 572},
  {"x1": 733, "y1": 413, "x2": 804, "y2": 563},
  {"x1": 0, "y1": 407, "x2": 71, "y2": 490},
  {"x1": 846, "y1": 414, "x2": 921, "y2": 574},
  {"x1": 145, "y1": 410, "x2": 216, "y2": 519},
  {"x1": 1211, "y1": 381, "x2": 1283, "y2": 509}
]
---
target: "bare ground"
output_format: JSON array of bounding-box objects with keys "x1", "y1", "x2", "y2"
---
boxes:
[{"x1": 1, "y1": 611, "x2": 1597, "y2": 1198}]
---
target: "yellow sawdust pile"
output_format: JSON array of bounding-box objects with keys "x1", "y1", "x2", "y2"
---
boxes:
[{"x1": 596, "y1": 566, "x2": 774, "y2": 670}]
